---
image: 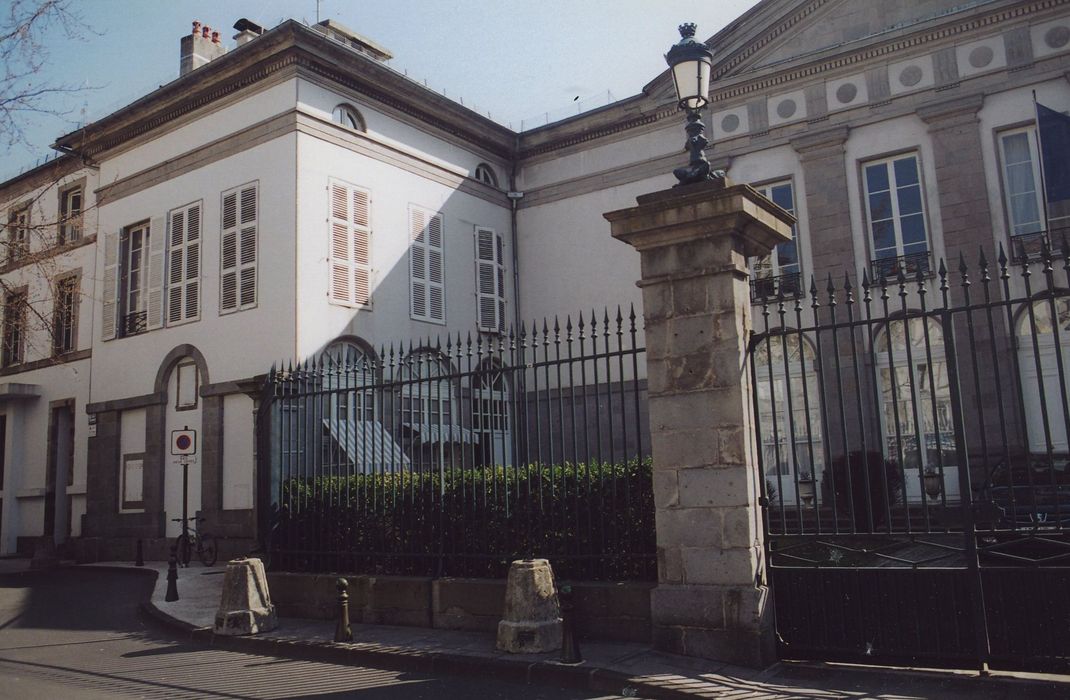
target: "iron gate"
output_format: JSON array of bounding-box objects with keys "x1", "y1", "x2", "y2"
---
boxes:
[{"x1": 751, "y1": 240, "x2": 1070, "y2": 672}]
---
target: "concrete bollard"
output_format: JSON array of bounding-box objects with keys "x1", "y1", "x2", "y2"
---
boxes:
[
  {"x1": 334, "y1": 578, "x2": 353, "y2": 642},
  {"x1": 496, "y1": 559, "x2": 562, "y2": 653},
  {"x1": 213, "y1": 557, "x2": 278, "y2": 636},
  {"x1": 165, "y1": 545, "x2": 179, "y2": 602}
]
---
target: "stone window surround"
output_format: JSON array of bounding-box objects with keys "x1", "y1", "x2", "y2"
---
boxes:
[
  {"x1": 992, "y1": 119, "x2": 1046, "y2": 243},
  {"x1": 1, "y1": 284, "x2": 28, "y2": 368},
  {"x1": 746, "y1": 175, "x2": 806, "y2": 285},
  {"x1": 51, "y1": 268, "x2": 82, "y2": 357},
  {"x1": 58, "y1": 176, "x2": 87, "y2": 245},
  {"x1": 855, "y1": 147, "x2": 939, "y2": 274}
]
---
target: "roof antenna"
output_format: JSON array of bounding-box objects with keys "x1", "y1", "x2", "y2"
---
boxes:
[{"x1": 316, "y1": 0, "x2": 321, "y2": 23}]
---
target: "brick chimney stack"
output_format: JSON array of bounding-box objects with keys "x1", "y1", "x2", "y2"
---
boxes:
[{"x1": 180, "y1": 20, "x2": 227, "y2": 75}]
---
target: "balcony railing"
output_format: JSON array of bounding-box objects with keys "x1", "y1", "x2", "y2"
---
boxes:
[
  {"x1": 1010, "y1": 228, "x2": 1070, "y2": 262},
  {"x1": 121, "y1": 311, "x2": 147, "y2": 337},
  {"x1": 750, "y1": 271, "x2": 802, "y2": 302},
  {"x1": 869, "y1": 251, "x2": 932, "y2": 281}
]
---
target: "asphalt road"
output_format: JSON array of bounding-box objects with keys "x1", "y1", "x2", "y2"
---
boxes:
[{"x1": 0, "y1": 568, "x2": 628, "y2": 699}]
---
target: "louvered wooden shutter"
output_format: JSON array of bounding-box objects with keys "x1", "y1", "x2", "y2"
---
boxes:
[
  {"x1": 475, "y1": 227, "x2": 504, "y2": 332},
  {"x1": 101, "y1": 230, "x2": 119, "y2": 340},
  {"x1": 167, "y1": 202, "x2": 201, "y2": 324},
  {"x1": 328, "y1": 180, "x2": 372, "y2": 307},
  {"x1": 146, "y1": 215, "x2": 166, "y2": 330},
  {"x1": 409, "y1": 206, "x2": 444, "y2": 322},
  {"x1": 220, "y1": 183, "x2": 258, "y2": 313}
]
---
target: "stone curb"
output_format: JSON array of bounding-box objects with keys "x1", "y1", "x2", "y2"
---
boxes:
[
  {"x1": 108, "y1": 564, "x2": 1070, "y2": 700},
  {"x1": 137, "y1": 595, "x2": 688, "y2": 700}
]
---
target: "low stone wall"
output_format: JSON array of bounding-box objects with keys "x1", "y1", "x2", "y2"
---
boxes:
[{"x1": 267, "y1": 572, "x2": 654, "y2": 642}]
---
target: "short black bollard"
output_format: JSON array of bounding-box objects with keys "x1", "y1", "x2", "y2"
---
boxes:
[
  {"x1": 559, "y1": 584, "x2": 582, "y2": 664},
  {"x1": 135, "y1": 539, "x2": 144, "y2": 567},
  {"x1": 334, "y1": 578, "x2": 353, "y2": 642},
  {"x1": 165, "y1": 545, "x2": 179, "y2": 602}
]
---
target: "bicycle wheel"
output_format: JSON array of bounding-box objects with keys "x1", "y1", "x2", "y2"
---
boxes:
[
  {"x1": 175, "y1": 534, "x2": 192, "y2": 567},
  {"x1": 198, "y1": 533, "x2": 218, "y2": 567}
]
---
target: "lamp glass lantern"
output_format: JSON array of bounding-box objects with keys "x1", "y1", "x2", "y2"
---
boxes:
[{"x1": 666, "y1": 23, "x2": 713, "y2": 111}]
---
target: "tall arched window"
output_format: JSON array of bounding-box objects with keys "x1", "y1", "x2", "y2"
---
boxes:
[
  {"x1": 1016, "y1": 296, "x2": 1070, "y2": 453},
  {"x1": 399, "y1": 349, "x2": 455, "y2": 429},
  {"x1": 875, "y1": 316, "x2": 958, "y2": 501},
  {"x1": 323, "y1": 341, "x2": 375, "y2": 422},
  {"x1": 472, "y1": 365, "x2": 512, "y2": 467},
  {"x1": 332, "y1": 104, "x2": 366, "y2": 131},
  {"x1": 754, "y1": 333, "x2": 823, "y2": 504}
]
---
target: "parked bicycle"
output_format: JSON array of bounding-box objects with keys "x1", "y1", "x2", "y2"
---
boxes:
[{"x1": 172, "y1": 516, "x2": 218, "y2": 567}]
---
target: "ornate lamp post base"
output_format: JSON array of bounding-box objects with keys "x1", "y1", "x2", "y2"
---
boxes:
[{"x1": 673, "y1": 110, "x2": 725, "y2": 187}]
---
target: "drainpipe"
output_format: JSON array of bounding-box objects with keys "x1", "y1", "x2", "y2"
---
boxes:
[{"x1": 507, "y1": 136, "x2": 523, "y2": 333}]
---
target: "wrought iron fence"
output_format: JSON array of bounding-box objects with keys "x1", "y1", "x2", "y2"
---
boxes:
[
  {"x1": 258, "y1": 307, "x2": 654, "y2": 581},
  {"x1": 753, "y1": 239, "x2": 1070, "y2": 670}
]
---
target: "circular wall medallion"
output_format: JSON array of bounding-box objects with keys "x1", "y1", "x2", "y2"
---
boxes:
[
  {"x1": 720, "y1": 113, "x2": 740, "y2": 133},
  {"x1": 968, "y1": 45, "x2": 994, "y2": 68},
  {"x1": 776, "y1": 99, "x2": 797, "y2": 119},
  {"x1": 835, "y1": 82, "x2": 858, "y2": 104},
  {"x1": 899, "y1": 65, "x2": 924, "y2": 87},
  {"x1": 1046, "y1": 25, "x2": 1070, "y2": 49}
]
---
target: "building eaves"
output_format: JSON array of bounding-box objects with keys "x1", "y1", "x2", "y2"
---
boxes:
[{"x1": 53, "y1": 20, "x2": 516, "y2": 162}]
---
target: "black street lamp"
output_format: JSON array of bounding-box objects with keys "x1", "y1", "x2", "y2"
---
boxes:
[{"x1": 665, "y1": 23, "x2": 722, "y2": 186}]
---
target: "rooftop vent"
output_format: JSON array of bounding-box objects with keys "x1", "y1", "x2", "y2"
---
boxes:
[
  {"x1": 233, "y1": 18, "x2": 265, "y2": 47},
  {"x1": 312, "y1": 19, "x2": 393, "y2": 62}
]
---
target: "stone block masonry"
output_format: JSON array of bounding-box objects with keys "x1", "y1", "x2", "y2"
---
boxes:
[{"x1": 605, "y1": 178, "x2": 793, "y2": 668}]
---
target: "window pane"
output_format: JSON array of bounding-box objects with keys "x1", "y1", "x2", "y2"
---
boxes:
[
  {"x1": 865, "y1": 163, "x2": 889, "y2": 193},
  {"x1": 893, "y1": 156, "x2": 919, "y2": 186},
  {"x1": 872, "y1": 220, "x2": 896, "y2": 251},
  {"x1": 1007, "y1": 162, "x2": 1037, "y2": 197},
  {"x1": 897, "y1": 184, "x2": 922, "y2": 216},
  {"x1": 900, "y1": 213, "x2": 927, "y2": 245},
  {"x1": 869, "y1": 191, "x2": 893, "y2": 221},
  {"x1": 777, "y1": 239, "x2": 799, "y2": 268},
  {"x1": 1002, "y1": 132, "x2": 1031, "y2": 165},
  {"x1": 770, "y1": 183, "x2": 794, "y2": 212}
]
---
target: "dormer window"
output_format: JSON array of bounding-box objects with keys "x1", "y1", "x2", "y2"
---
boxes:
[
  {"x1": 332, "y1": 104, "x2": 366, "y2": 131},
  {"x1": 474, "y1": 163, "x2": 499, "y2": 188}
]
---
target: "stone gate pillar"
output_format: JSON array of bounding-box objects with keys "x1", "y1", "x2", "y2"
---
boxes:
[{"x1": 604, "y1": 179, "x2": 793, "y2": 667}]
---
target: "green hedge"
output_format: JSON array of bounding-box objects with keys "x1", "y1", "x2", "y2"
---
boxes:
[{"x1": 273, "y1": 459, "x2": 655, "y2": 581}]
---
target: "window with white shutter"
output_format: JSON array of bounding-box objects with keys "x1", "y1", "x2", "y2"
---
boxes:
[
  {"x1": 220, "y1": 182, "x2": 258, "y2": 313},
  {"x1": 475, "y1": 226, "x2": 506, "y2": 332},
  {"x1": 166, "y1": 201, "x2": 201, "y2": 325},
  {"x1": 328, "y1": 179, "x2": 372, "y2": 307},
  {"x1": 146, "y1": 215, "x2": 166, "y2": 330},
  {"x1": 409, "y1": 206, "x2": 444, "y2": 323}
]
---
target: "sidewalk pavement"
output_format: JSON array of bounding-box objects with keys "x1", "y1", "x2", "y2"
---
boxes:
[{"x1": 10, "y1": 558, "x2": 1069, "y2": 699}]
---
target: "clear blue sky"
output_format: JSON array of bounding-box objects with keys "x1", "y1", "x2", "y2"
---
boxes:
[{"x1": 4, "y1": 0, "x2": 760, "y2": 181}]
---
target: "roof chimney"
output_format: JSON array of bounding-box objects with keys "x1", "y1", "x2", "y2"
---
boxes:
[
  {"x1": 180, "y1": 19, "x2": 228, "y2": 75},
  {"x1": 233, "y1": 18, "x2": 264, "y2": 47}
]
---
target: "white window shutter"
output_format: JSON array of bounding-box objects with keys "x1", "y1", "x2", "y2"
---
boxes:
[
  {"x1": 146, "y1": 215, "x2": 166, "y2": 330},
  {"x1": 352, "y1": 187, "x2": 371, "y2": 306},
  {"x1": 409, "y1": 207, "x2": 427, "y2": 319},
  {"x1": 220, "y1": 183, "x2": 257, "y2": 313},
  {"x1": 327, "y1": 180, "x2": 372, "y2": 308},
  {"x1": 238, "y1": 185, "x2": 257, "y2": 308},
  {"x1": 220, "y1": 191, "x2": 238, "y2": 312},
  {"x1": 475, "y1": 227, "x2": 498, "y2": 331},
  {"x1": 427, "y1": 214, "x2": 444, "y2": 321},
  {"x1": 496, "y1": 231, "x2": 506, "y2": 331},
  {"x1": 167, "y1": 203, "x2": 201, "y2": 325},
  {"x1": 101, "y1": 230, "x2": 119, "y2": 340}
]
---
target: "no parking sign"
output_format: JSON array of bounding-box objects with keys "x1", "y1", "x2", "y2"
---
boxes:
[{"x1": 171, "y1": 429, "x2": 197, "y2": 456}]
